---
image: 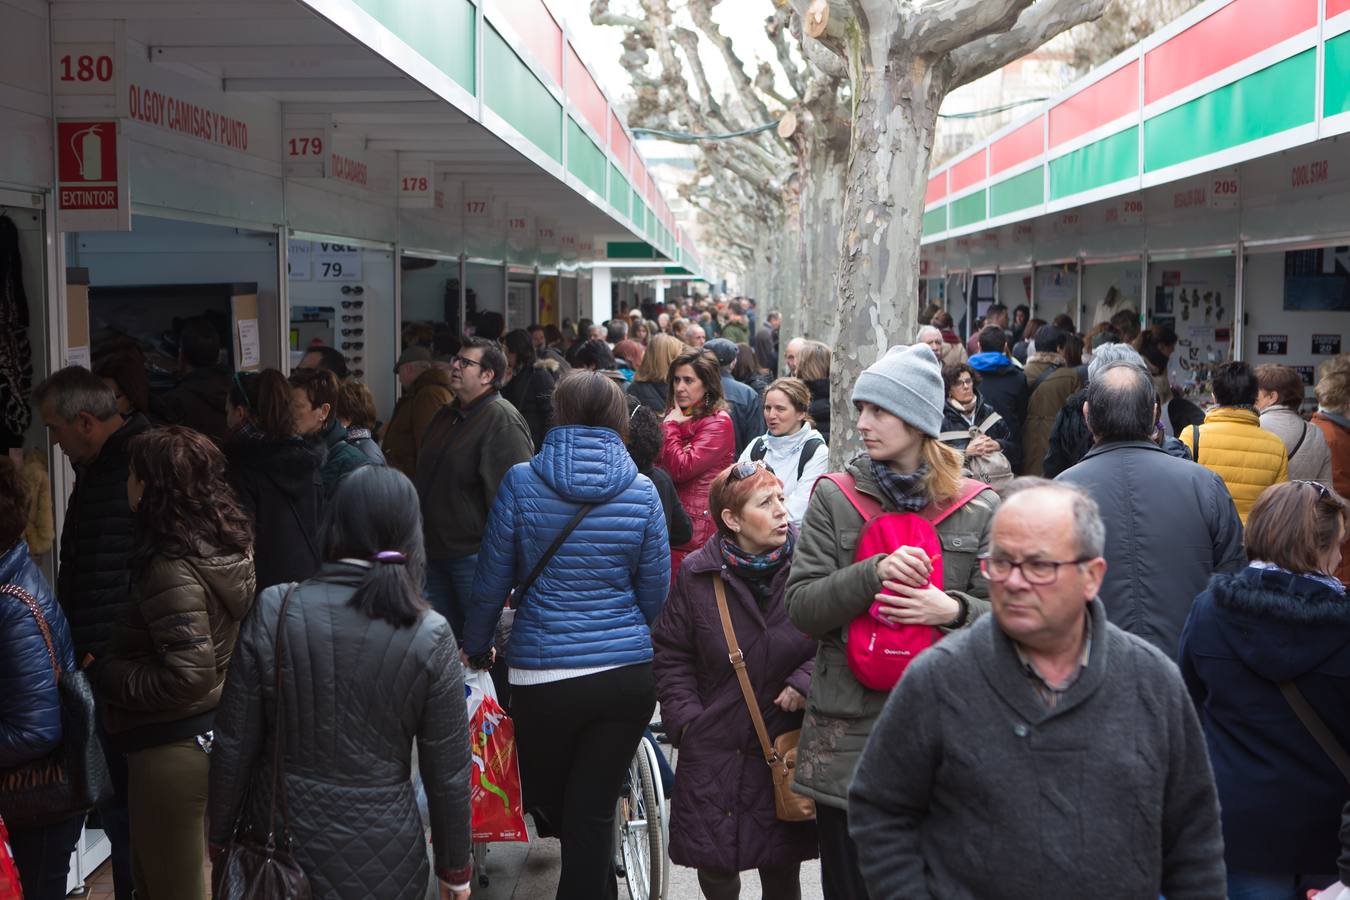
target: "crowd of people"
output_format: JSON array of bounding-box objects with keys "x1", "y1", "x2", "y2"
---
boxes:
[{"x1": 1, "y1": 292, "x2": 1350, "y2": 900}]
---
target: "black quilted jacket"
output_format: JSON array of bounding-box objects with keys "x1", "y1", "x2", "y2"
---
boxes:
[
  {"x1": 56, "y1": 413, "x2": 150, "y2": 659},
  {"x1": 208, "y1": 565, "x2": 474, "y2": 895}
]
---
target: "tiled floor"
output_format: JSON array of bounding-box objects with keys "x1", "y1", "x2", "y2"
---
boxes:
[{"x1": 78, "y1": 860, "x2": 212, "y2": 899}]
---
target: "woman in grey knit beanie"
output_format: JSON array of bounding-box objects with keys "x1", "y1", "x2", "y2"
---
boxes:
[{"x1": 781, "y1": 343, "x2": 1002, "y2": 897}]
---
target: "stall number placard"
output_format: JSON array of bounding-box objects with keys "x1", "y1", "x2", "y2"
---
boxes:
[
  {"x1": 1257, "y1": 335, "x2": 1288, "y2": 355},
  {"x1": 1295, "y1": 365, "x2": 1316, "y2": 386},
  {"x1": 313, "y1": 242, "x2": 361, "y2": 281},
  {"x1": 1313, "y1": 333, "x2": 1342, "y2": 355}
]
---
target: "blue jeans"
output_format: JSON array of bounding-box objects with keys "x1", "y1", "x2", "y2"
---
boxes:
[
  {"x1": 426, "y1": 554, "x2": 479, "y2": 640},
  {"x1": 1226, "y1": 870, "x2": 1337, "y2": 900}
]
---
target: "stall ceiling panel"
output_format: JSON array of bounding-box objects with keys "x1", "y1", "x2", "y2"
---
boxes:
[
  {"x1": 1333, "y1": 0, "x2": 1350, "y2": 17},
  {"x1": 922, "y1": 205, "x2": 947, "y2": 234},
  {"x1": 484, "y1": 24, "x2": 562, "y2": 161},
  {"x1": 566, "y1": 45, "x2": 607, "y2": 137},
  {"x1": 991, "y1": 117, "x2": 1045, "y2": 176},
  {"x1": 609, "y1": 110, "x2": 630, "y2": 161},
  {"x1": 496, "y1": 0, "x2": 563, "y2": 84},
  {"x1": 1143, "y1": 0, "x2": 1316, "y2": 105},
  {"x1": 351, "y1": 0, "x2": 476, "y2": 94},
  {"x1": 925, "y1": 171, "x2": 947, "y2": 205},
  {"x1": 1049, "y1": 61, "x2": 1138, "y2": 148},
  {"x1": 608, "y1": 163, "x2": 628, "y2": 216},
  {"x1": 950, "y1": 190, "x2": 986, "y2": 229},
  {"x1": 989, "y1": 167, "x2": 1043, "y2": 218},
  {"x1": 1143, "y1": 50, "x2": 1315, "y2": 171},
  {"x1": 567, "y1": 116, "x2": 605, "y2": 196}
]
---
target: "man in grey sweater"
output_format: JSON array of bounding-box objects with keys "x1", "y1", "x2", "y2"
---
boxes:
[{"x1": 848, "y1": 479, "x2": 1225, "y2": 900}]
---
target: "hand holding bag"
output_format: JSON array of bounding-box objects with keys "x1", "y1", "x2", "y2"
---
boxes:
[
  {"x1": 211, "y1": 584, "x2": 311, "y2": 900},
  {"x1": 0, "y1": 583, "x2": 110, "y2": 828},
  {"x1": 711, "y1": 577, "x2": 815, "y2": 823}
]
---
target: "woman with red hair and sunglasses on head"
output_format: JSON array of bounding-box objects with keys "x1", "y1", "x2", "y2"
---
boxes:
[
  {"x1": 660, "y1": 349, "x2": 736, "y2": 575},
  {"x1": 652, "y1": 461, "x2": 817, "y2": 899},
  {"x1": 1181, "y1": 479, "x2": 1350, "y2": 900}
]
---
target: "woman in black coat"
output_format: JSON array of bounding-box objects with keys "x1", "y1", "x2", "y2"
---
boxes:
[
  {"x1": 625, "y1": 395, "x2": 693, "y2": 548},
  {"x1": 1180, "y1": 481, "x2": 1350, "y2": 899},
  {"x1": 938, "y1": 362, "x2": 1013, "y2": 461},
  {"x1": 223, "y1": 369, "x2": 325, "y2": 593},
  {"x1": 208, "y1": 467, "x2": 473, "y2": 900},
  {"x1": 501, "y1": 329, "x2": 562, "y2": 449}
]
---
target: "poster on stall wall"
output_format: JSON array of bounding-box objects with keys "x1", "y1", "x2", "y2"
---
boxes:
[
  {"x1": 1158, "y1": 261, "x2": 1235, "y2": 402},
  {"x1": 231, "y1": 294, "x2": 261, "y2": 371},
  {"x1": 65, "y1": 272, "x2": 91, "y2": 370}
]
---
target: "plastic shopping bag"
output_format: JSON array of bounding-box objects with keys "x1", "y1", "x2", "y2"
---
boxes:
[
  {"x1": 0, "y1": 814, "x2": 22, "y2": 899},
  {"x1": 468, "y1": 682, "x2": 528, "y2": 843}
]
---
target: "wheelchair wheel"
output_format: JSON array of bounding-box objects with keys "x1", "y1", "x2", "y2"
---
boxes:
[{"x1": 617, "y1": 737, "x2": 668, "y2": 900}]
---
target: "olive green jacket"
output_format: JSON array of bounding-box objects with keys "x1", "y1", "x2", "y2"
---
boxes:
[{"x1": 783, "y1": 454, "x2": 999, "y2": 809}]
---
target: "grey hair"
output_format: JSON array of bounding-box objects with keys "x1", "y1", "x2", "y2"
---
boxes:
[
  {"x1": 1087, "y1": 342, "x2": 1147, "y2": 382},
  {"x1": 999, "y1": 476, "x2": 1106, "y2": 558},
  {"x1": 1085, "y1": 362, "x2": 1157, "y2": 442},
  {"x1": 916, "y1": 325, "x2": 942, "y2": 342},
  {"x1": 33, "y1": 366, "x2": 119, "y2": 422}
]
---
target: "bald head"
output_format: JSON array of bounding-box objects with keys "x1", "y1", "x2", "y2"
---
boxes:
[
  {"x1": 785, "y1": 337, "x2": 806, "y2": 373},
  {"x1": 996, "y1": 478, "x2": 1105, "y2": 560},
  {"x1": 1085, "y1": 362, "x2": 1157, "y2": 443}
]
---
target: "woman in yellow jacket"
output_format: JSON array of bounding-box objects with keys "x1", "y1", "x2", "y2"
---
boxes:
[{"x1": 1181, "y1": 361, "x2": 1288, "y2": 523}]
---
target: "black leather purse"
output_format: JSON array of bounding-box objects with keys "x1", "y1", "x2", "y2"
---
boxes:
[
  {"x1": 0, "y1": 583, "x2": 111, "y2": 828},
  {"x1": 212, "y1": 584, "x2": 311, "y2": 900}
]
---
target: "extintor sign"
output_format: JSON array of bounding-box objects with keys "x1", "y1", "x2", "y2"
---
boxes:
[{"x1": 56, "y1": 120, "x2": 130, "y2": 231}]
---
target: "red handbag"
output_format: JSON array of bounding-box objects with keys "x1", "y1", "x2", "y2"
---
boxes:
[{"x1": 817, "y1": 474, "x2": 987, "y2": 691}]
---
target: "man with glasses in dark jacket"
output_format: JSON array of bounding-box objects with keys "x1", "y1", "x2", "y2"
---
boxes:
[
  {"x1": 35, "y1": 365, "x2": 150, "y2": 900},
  {"x1": 415, "y1": 338, "x2": 534, "y2": 639}
]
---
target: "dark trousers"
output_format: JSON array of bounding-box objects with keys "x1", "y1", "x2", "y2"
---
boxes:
[
  {"x1": 511, "y1": 664, "x2": 656, "y2": 900},
  {"x1": 697, "y1": 863, "x2": 802, "y2": 900},
  {"x1": 8, "y1": 815, "x2": 85, "y2": 900},
  {"x1": 425, "y1": 554, "x2": 479, "y2": 639},
  {"x1": 817, "y1": 804, "x2": 870, "y2": 900},
  {"x1": 96, "y1": 723, "x2": 135, "y2": 900}
]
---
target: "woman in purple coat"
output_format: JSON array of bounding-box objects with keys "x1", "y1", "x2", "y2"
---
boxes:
[{"x1": 652, "y1": 461, "x2": 818, "y2": 899}]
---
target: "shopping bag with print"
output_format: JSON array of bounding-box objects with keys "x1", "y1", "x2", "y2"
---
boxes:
[
  {"x1": 0, "y1": 813, "x2": 23, "y2": 899},
  {"x1": 469, "y1": 694, "x2": 528, "y2": 843}
]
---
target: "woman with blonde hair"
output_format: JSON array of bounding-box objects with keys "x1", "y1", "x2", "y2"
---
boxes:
[
  {"x1": 794, "y1": 341, "x2": 832, "y2": 444},
  {"x1": 628, "y1": 332, "x2": 685, "y2": 413},
  {"x1": 785, "y1": 345, "x2": 999, "y2": 898},
  {"x1": 737, "y1": 377, "x2": 828, "y2": 525}
]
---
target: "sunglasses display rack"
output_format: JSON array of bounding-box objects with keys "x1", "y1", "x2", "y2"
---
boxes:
[{"x1": 340, "y1": 284, "x2": 366, "y2": 378}]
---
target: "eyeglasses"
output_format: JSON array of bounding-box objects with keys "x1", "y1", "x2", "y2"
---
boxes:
[
  {"x1": 1294, "y1": 479, "x2": 1332, "y2": 500},
  {"x1": 340, "y1": 285, "x2": 364, "y2": 296},
  {"x1": 954, "y1": 377, "x2": 974, "y2": 387},
  {"x1": 449, "y1": 355, "x2": 483, "y2": 369},
  {"x1": 979, "y1": 555, "x2": 1092, "y2": 585},
  {"x1": 729, "y1": 460, "x2": 774, "y2": 481},
  {"x1": 341, "y1": 328, "x2": 363, "y2": 336},
  {"x1": 341, "y1": 300, "x2": 364, "y2": 309},
  {"x1": 342, "y1": 342, "x2": 364, "y2": 350}
]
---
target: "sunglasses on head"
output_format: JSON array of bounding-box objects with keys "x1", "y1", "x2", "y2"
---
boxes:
[
  {"x1": 1294, "y1": 479, "x2": 1331, "y2": 500},
  {"x1": 729, "y1": 460, "x2": 774, "y2": 481}
]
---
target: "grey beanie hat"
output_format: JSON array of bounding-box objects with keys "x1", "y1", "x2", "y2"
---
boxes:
[{"x1": 850, "y1": 344, "x2": 946, "y2": 438}]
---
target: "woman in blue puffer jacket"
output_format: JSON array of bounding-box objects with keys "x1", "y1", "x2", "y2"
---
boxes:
[
  {"x1": 0, "y1": 456, "x2": 83, "y2": 900},
  {"x1": 463, "y1": 370, "x2": 670, "y2": 900}
]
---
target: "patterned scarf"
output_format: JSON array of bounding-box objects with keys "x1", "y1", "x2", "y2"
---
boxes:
[
  {"x1": 1250, "y1": 560, "x2": 1346, "y2": 594},
  {"x1": 869, "y1": 458, "x2": 931, "y2": 513},
  {"x1": 721, "y1": 530, "x2": 795, "y2": 575}
]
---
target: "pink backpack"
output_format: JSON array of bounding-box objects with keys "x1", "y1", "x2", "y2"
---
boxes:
[{"x1": 818, "y1": 473, "x2": 987, "y2": 692}]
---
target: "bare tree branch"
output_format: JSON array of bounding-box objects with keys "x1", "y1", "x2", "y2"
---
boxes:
[
  {"x1": 949, "y1": 0, "x2": 1113, "y2": 88},
  {"x1": 765, "y1": 6, "x2": 807, "y2": 99},
  {"x1": 905, "y1": 0, "x2": 1036, "y2": 57},
  {"x1": 686, "y1": 0, "x2": 776, "y2": 127},
  {"x1": 754, "y1": 62, "x2": 794, "y2": 109}
]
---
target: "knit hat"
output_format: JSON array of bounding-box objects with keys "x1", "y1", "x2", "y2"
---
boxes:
[{"x1": 851, "y1": 344, "x2": 945, "y2": 438}]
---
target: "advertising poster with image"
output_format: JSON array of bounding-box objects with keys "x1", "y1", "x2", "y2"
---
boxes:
[{"x1": 1152, "y1": 260, "x2": 1236, "y2": 403}]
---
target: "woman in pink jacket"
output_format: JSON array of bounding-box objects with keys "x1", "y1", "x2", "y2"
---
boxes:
[{"x1": 661, "y1": 349, "x2": 736, "y2": 575}]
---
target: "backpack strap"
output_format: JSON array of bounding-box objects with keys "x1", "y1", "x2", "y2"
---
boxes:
[
  {"x1": 1031, "y1": 364, "x2": 1060, "y2": 393},
  {"x1": 1191, "y1": 423, "x2": 1201, "y2": 463},
  {"x1": 796, "y1": 437, "x2": 825, "y2": 480},
  {"x1": 922, "y1": 478, "x2": 991, "y2": 527},
  {"x1": 1290, "y1": 422, "x2": 1310, "y2": 460},
  {"x1": 815, "y1": 472, "x2": 883, "y2": 522},
  {"x1": 749, "y1": 437, "x2": 767, "y2": 461},
  {"x1": 975, "y1": 410, "x2": 1003, "y2": 434}
]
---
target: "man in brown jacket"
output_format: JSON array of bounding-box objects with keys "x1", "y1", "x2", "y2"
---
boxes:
[
  {"x1": 382, "y1": 346, "x2": 453, "y2": 479},
  {"x1": 1022, "y1": 325, "x2": 1083, "y2": 475},
  {"x1": 415, "y1": 338, "x2": 534, "y2": 637}
]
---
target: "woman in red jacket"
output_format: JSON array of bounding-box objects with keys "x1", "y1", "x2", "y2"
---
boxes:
[{"x1": 661, "y1": 349, "x2": 736, "y2": 575}]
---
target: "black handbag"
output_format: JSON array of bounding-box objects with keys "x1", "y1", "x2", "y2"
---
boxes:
[
  {"x1": 0, "y1": 583, "x2": 110, "y2": 828},
  {"x1": 211, "y1": 584, "x2": 311, "y2": 900}
]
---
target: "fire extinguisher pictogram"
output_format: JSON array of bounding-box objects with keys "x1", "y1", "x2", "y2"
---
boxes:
[{"x1": 72, "y1": 124, "x2": 103, "y2": 181}]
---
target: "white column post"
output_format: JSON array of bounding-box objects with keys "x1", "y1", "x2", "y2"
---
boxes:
[{"x1": 590, "y1": 266, "x2": 612, "y2": 324}]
